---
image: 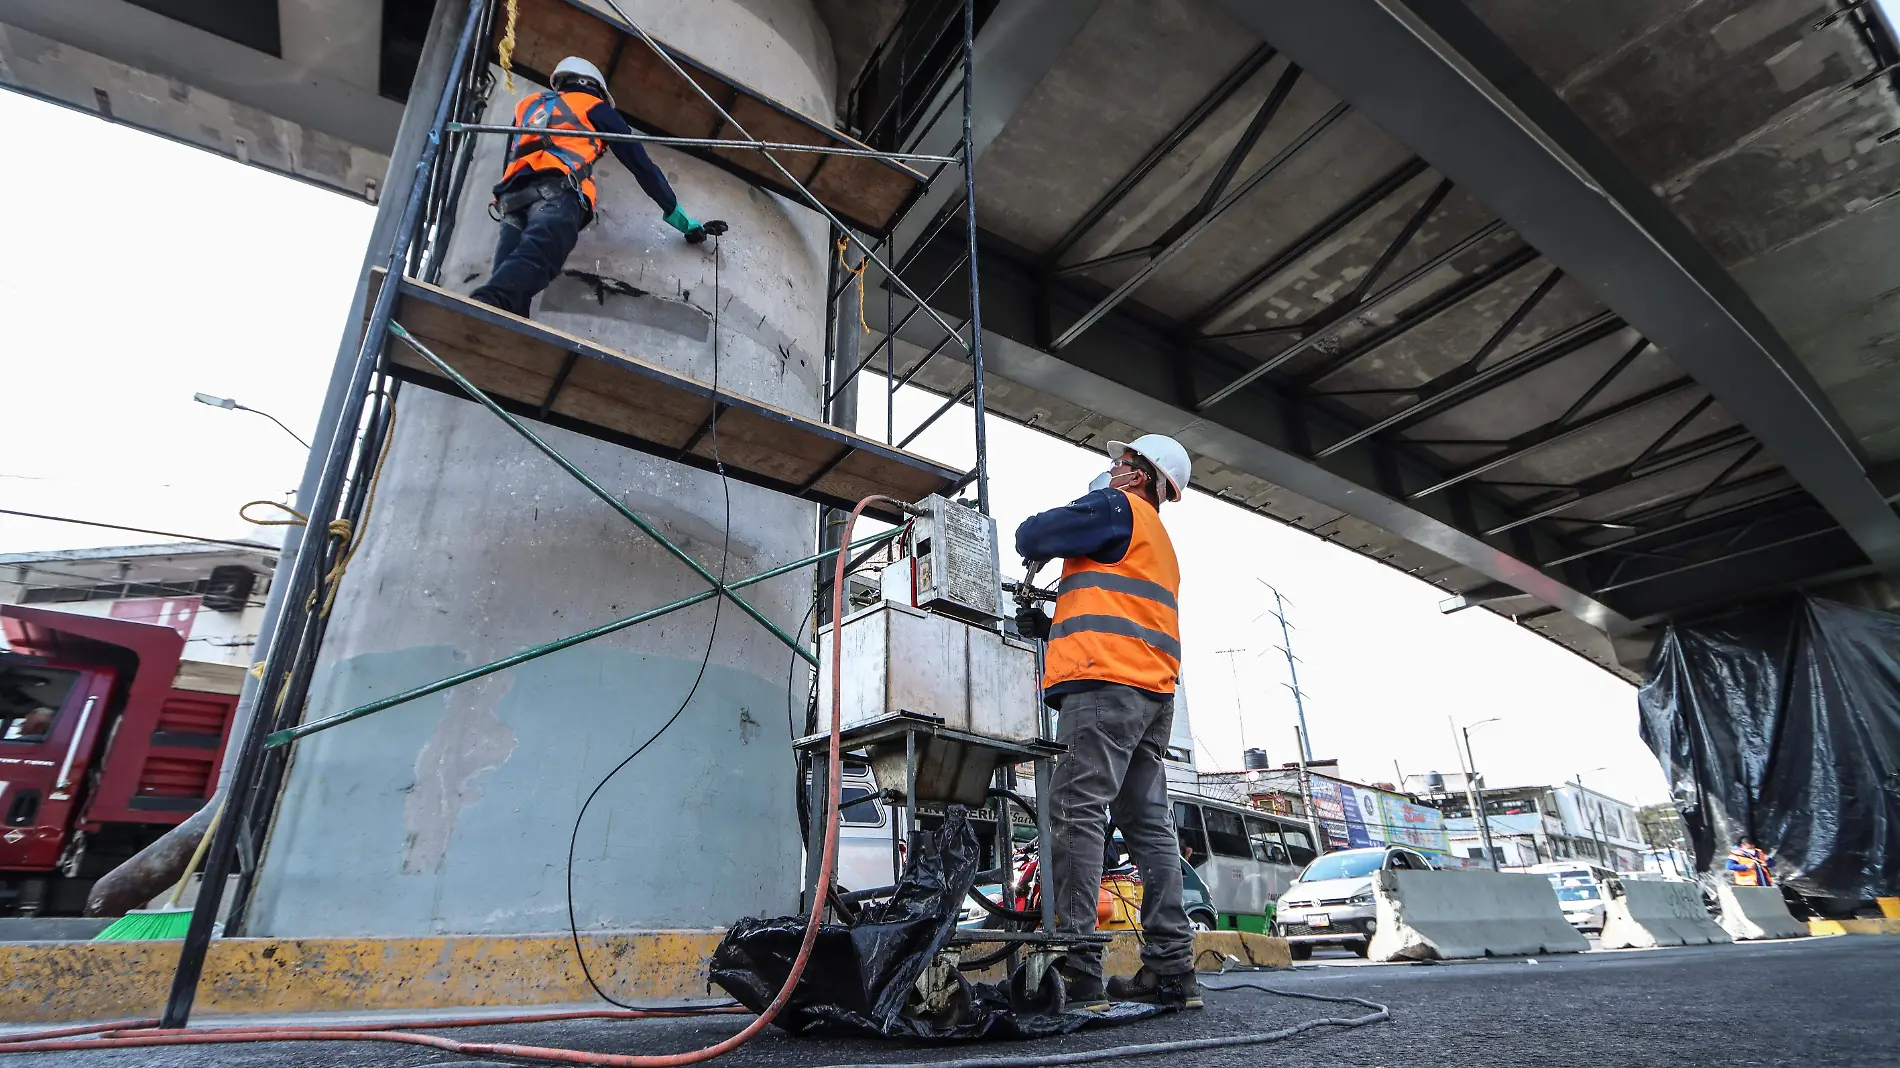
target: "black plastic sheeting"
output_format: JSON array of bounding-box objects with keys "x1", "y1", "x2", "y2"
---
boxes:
[
  {"x1": 1639, "y1": 596, "x2": 1900, "y2": 899},
  {"x1": 710, "y1": 805, "x2": 1167, "y2": 1040}
]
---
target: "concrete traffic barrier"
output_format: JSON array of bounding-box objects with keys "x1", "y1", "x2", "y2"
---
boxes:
[
  {"x1": 1599, "y1": 879, "x2": 1731, "y2": 949},
  {"x1": 1366, "y1": 869, "x2": 1588, "y2": 962},
  {"x1": 1716, "y1": 884, "x2": 1808, "y2": 940}
]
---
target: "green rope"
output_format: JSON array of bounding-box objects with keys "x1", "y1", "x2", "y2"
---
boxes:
[
  {"x1": 386, "y1": 320, "x2": 814, "y2": 663},
  {"x1": 266, "y1": 528, "x2": 897, "y2": 747}
]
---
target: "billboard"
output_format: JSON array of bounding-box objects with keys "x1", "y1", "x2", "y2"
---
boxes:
[{"x1": 1305, "y1": 774, "x2": 1449, "y2": 855}]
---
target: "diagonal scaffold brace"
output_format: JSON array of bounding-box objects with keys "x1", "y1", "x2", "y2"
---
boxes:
[{"x1": 378, "y1": 320, "x2": 816, "y2": 663}]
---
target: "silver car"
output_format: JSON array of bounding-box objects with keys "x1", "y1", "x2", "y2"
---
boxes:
[{"x1": 1272, "y1": 846, "x2": 1436, "y2": 959}]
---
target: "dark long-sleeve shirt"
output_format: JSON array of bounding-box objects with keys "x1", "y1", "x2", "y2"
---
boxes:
[
  {"x1": 1014, "y1": 488, "x2": 1132, "y2": 566},
  {"x1": 495, "y1": 99, "x2": 680, "y2": 216},
  {"x1": 584, "y1": 103, "x2": 679, "y2": 215}
]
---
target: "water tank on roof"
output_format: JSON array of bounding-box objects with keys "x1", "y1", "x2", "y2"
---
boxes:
[
  {"x1": 1425, "y1": 770, "x2": 1446, "y2": 793},
  {"x1": 202, "y1": 565, "x2": 256, "y2": 612},
  {"x1": 1243, "y1": 747, "x2": 1271, "y2": 770}
]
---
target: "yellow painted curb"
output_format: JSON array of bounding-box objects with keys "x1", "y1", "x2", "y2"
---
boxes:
[
  {"x1": 2, "y1": 928, "x2": 1293, "y2": 1024},
  {"x1": 0, "y1": 930, "x2": 724, "y2": 1024},
  {"x1": 1808, "y1": 917, "x2": 1900, "y2": 937},
  {"x1": 1877, "y1": 898, "x2": 1900, "y2": 920}
]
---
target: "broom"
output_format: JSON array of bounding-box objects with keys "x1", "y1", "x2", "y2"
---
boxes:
[{"x1": 93, "y1": 801, "x2": 222, "y2": 941}]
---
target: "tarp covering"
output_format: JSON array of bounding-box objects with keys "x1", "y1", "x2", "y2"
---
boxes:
[
  {"x1": 1638, "y1": 596, "x2": 1900, "y2": 899},
  {"x1": 710, "y1": 805, "x2": 1165, "y2": 1040}
]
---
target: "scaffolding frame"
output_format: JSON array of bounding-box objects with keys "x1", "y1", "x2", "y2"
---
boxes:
[{"x1": 160, "y1": 0, "x2": 995, "y2": 1027}]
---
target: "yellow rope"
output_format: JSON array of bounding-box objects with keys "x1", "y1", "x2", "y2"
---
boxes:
[
  {"x1": 239, "y1": 500, "x2": 308, "y2": 527},
  {"x1": 835, "y1": 236, "x2": 869, "y2": 337},
  {"x1": 497, "y1": 0, "x2": 519, "y2": 91},
  {"x1": 314, "y1": 398, "x2": 398, "y2": 619}
]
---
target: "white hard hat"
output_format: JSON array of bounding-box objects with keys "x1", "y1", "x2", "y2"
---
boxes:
[
  {"x1": 552, "y1": 56, "x2": 608, "y2": 89},
  {"x1": 1105, "y1": 434, "x2": 1190, "y2": 503}
]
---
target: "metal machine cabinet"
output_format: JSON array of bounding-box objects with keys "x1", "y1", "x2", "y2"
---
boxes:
[{"x1": 818, "y1": 600, "x2": 1040, "y2": 747}]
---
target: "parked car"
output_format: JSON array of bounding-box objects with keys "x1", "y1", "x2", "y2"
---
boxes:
[
  {"x1": 1272, "y1": 845, "x2": 1436, "y2": 959},
  {"x1": 1529, "y1": 862, "x2": 1615, "y2": 932}
]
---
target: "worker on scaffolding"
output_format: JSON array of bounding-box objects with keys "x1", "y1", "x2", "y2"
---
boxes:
[
  {"x1": 1014, "y1": 434, "x2": 1199, "y2": 1011},
  {"x1": 471, "y1": 56, "x2": 723, "y2": 316}
]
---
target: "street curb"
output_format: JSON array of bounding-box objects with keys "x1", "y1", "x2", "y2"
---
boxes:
[
  {"x1": 0, "y1": 929, "x2": 725, "y2": 1023},
  {"x1": 1808, "y1": 917, "x2": 1900, "y2": 937},
  {"x1": 0, "y1": 929, "x2": 1291, "y2": 1023}
]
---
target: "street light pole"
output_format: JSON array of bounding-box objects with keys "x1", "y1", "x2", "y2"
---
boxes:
[
  {"x1": 1216, "y1": 647, "x2": 1250, "y2": 759},
  {"x1": 194, "y1": 393, "x2": 311, "y2": 449},
  {"x1": 1461, "y1": 723, "x2": 1500, "y2": 869}
]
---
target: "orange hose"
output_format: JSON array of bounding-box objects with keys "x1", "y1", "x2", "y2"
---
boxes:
[{"x1": 0, "y1": 496, "x2": 908, "y2": 1065}]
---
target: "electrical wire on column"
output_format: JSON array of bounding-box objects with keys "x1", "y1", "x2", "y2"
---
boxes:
[{"x1": 564, "y1": 234, "x2": 734, "y2": 1010}]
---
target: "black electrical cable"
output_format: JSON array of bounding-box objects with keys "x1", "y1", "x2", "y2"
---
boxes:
[
  {"x1": 564, "y1": 234, "x2": 736, "y2": 1012},
  {"x1": 812, "y1": 980, "x2": 1392, "y2": 1068}
]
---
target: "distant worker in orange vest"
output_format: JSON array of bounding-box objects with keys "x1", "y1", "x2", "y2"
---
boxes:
[
  {"x1": 1726, "y1": 835, "x2": 1775, "y2": 887},
  {"x1": 1014, "y1": 433, "x2": 1198, "y2": 1012},
  {"x1": 471, "y1": 56, "x2": 724, "y2": 317}
]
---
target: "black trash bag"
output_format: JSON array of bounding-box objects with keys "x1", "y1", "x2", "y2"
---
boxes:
[
  {"x1": 1639, "y1": 596, "x2": 1900, "y2": 899},
  {"x1": 709, "y1": 805, "x2": 1169, "y2": 1040}
]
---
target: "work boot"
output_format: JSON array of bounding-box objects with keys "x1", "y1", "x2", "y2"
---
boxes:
[
  {"x1": 1107, "y1": 965, "x2": 1203, "y2": 1009},
  {"x1": 1054, "y1": 961, "x2": 1109, "y2": 1011}
]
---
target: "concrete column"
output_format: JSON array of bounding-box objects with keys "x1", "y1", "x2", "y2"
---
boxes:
[{"x1": 247, "y1": 0, "x2": 837, "y2": 937}]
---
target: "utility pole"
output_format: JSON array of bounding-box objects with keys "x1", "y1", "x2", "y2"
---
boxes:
[
  {"x1": 1216, "y1": 647, "x2": 1250, "y2": 758},
  {"x1": 1295, "y1": 724, "x2": 1326, "y2": 856},
  {"x1": 1452, "y1": 717, "x2": 1500, "y2": 870},
  {"x1": 1575, "y1": 769, "x2": 1609, "y2": 865},
  {"x1": 1258, "y1": 580, "x2": 1311, "y2": 762}
]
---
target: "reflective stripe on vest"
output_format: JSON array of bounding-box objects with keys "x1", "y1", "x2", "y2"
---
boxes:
[
  {"x1": 1041, "y1": 489, "x2": 1181, "y2": 694},
  {"x1": 500, "y1": 90, "x2": 608, "y2": 209}
]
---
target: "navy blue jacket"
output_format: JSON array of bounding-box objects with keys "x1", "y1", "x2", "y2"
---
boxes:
[
  {"x1": 1014, "y1": 488, "x2": 1132, "y2": 565},
  {"x1": 496, "y1": 99, "x2": 680, "y2": 216}
]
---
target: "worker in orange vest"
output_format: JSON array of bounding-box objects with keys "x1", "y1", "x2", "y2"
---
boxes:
[
  {"x1": 1015, "y1": 433, "x2": 1198, "y2": 1012},
  {"x1": 471, "y1": 56, "x2": 723, "y2": 316},
  {"x1": 1726, "y1": 835, "x2": 1775, "y2": 887}
]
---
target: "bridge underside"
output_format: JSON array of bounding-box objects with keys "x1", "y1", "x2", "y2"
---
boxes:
[
  {"x1": 867, "y1": 0, "x2": 1900, "y2": 676},
  {"x1": 8, "y1": 0, "x2": 1900, "y2": 677}
]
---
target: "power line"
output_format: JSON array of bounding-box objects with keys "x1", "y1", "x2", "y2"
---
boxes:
[{"x1": 0, "y1": 509, "x2": 278, "y2": 553}]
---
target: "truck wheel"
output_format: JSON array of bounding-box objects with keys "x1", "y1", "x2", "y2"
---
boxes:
[
  {"x1": 1288, "y1": 943, "x2": 1312, "y2": 961},
  {"x1": 1188, "y1": 910, "x2": 1217, "y2": 932}
]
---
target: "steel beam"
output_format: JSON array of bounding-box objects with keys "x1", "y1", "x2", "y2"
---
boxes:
[
  {"x1": 1045, "y1": 44, "x2": 1277, "y2": 267},
  {"x1": 1186, "y1": 157, "x2": 1429, "y2": 331},
  {"x1": 1049, "y1": 82, "x2": 1345, "y2": 351},
  {"x1": 1314, "y1": 311, "x2": 1625, "y2": 458},
  {"x1": 1213, "y1": 0, "x2": 1900, "y2": 574},
  {"x1": 885, "y1": 230, "x2": 1642, "y2": 636},
  {"x1": 1410, "y1": 379, "x2": 1697, "y2": 500}
]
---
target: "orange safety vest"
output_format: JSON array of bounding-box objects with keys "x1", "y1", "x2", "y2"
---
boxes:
[
  {"x1": 1729, "y1": 846, "x2": 1773, "y2": 887},
  {"x1": 500, "y1": 90, "x2": 609, "y2": 210},
  {"x1": 1042, "y1": 489, "x2": 1181, "y2": 695}
]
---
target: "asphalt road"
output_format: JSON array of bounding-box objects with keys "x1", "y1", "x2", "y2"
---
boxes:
[{"x1": 6, "y1": 937, "x2": 1894, "y2": 1067}]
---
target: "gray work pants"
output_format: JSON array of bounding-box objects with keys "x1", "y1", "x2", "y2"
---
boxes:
[{"x1": 1048, "y1": 683, "x2": 1193, "y2": 978}]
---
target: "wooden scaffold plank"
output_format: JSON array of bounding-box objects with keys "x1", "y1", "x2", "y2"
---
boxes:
[
  {"x1": 498, "y1": 0, "x2": 929, "y2": 235},
  {"x1": 369, "y1": 270, "x2": 966, "y2": 520}
]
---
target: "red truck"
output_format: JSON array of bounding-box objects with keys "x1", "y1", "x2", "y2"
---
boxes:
[{"x1": 0, "y1": 605, "x2": 238, "y2": 915}]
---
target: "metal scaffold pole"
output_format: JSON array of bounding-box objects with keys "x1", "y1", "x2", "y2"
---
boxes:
[
  {"x1": 962, "y1": 0, "x2": 991, "y2": 514},
  {"x1": 158, "y1": 0, "x2": 492, "y2": 1029}
]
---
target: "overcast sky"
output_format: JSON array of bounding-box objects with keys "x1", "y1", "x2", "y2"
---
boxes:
[{"x1": 0, "y1": 89, "x2": 1669, "y2": 806}]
